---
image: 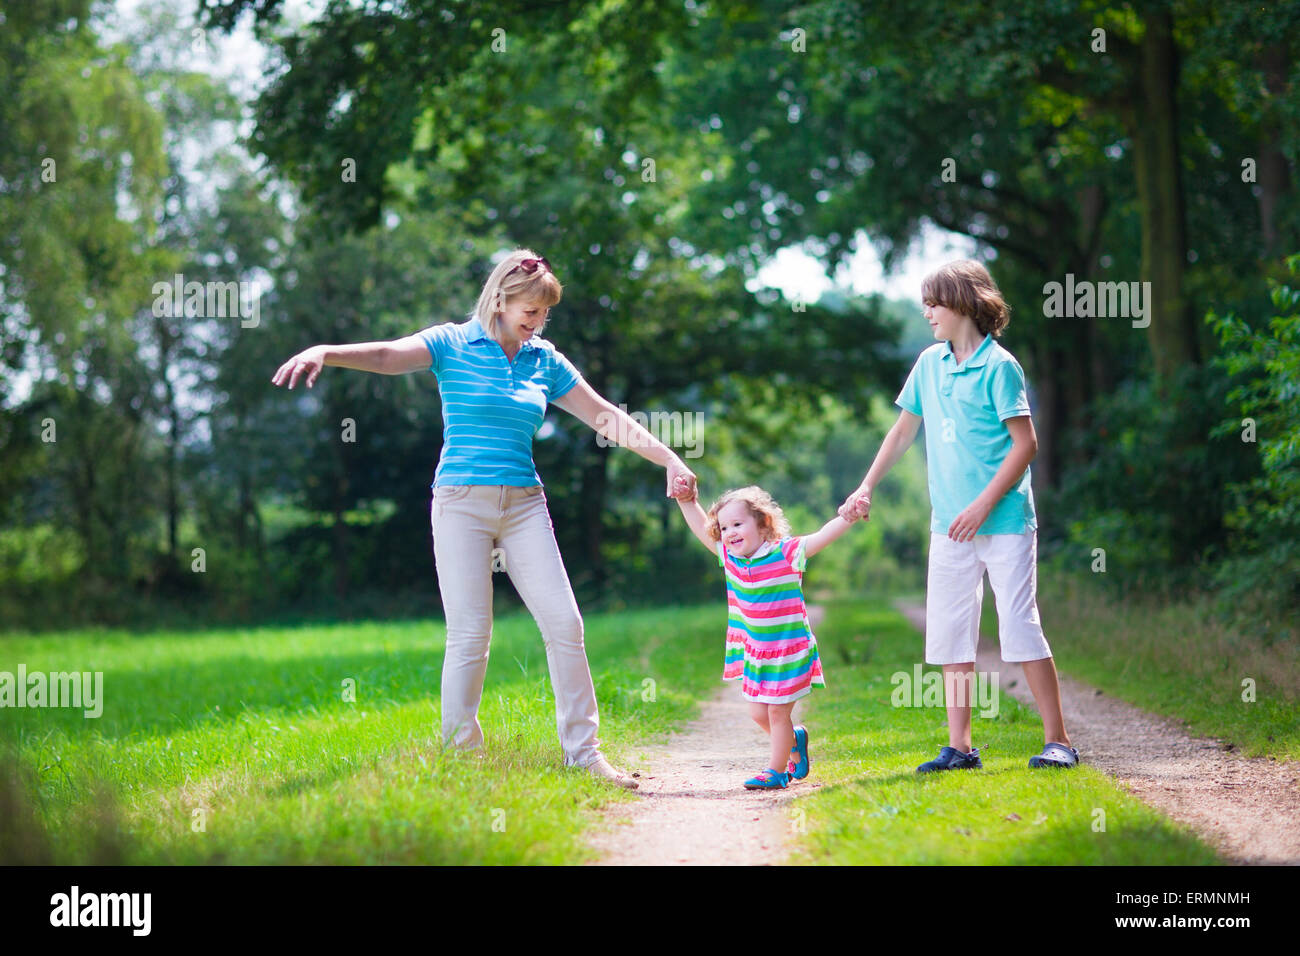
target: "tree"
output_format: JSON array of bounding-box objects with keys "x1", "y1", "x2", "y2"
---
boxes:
[
  {"x1": 202, "y1": 0, "x2": 905, "y2": 592},
  {"x1": 0, "y1": 0, "x2": 172, "y2": 604}
]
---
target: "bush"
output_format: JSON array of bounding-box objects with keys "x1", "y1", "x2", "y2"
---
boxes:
[
  {"x1": 1055, "y1": 364, "x2": 1254, "y2": 588},
  {"x1": 1207, "y1": 253, "x2": 1300, "y2": 626}
]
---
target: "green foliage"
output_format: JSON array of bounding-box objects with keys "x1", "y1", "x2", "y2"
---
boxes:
[
  {"x1": 0, "y1": 0, "x2": 168, "y2": 382},
  {"x1": 1207, "y1": 253, "x2": 1300, "y2": 619},
  {"x1": 4, "y1": 0, "x2": 1300, "y2": 630},
  {"x1": 1055, "y1": 363, "x2": 1254, "y2": 581},
  {"x1": 1052, "y1": 255, "x2": 1300, "y2": 624},
  {"x1": 745, "y1": 392, "x2": 930, "y2": 598},
  {"x1": 221, "y1": 0, "x2": 910, "y2": 606}
]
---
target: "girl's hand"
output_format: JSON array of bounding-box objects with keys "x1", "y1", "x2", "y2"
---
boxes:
[
  {"x1": 272, "y1": 345, "x2": 330, "y2": 389},
  {"x1": 838, "y1": 489, "x2": 870, "y2": 523},
  {"x1": 947, "y1": 499, "x2": 992, "y2": 543},
  {"x1": 666, "y1": 460, "x2": 697, "y2": 500}
]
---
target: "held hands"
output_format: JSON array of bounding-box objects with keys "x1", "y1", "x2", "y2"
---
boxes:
[
  {"x1": 667, "y1": 461, "x2": 697, "y2": 501},
  {"x1": 838, "y1": 488, "x2": 871, "y2": 523},
  {"x1": 272, "y1": 345, "x2": 330, "y2": 389}
]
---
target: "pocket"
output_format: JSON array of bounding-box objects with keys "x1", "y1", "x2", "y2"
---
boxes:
[
  {"x1": 433, "y1": 484, "x2": 472, "y2": 521},
  {"x1": 520, "y1": 485, "x2": 547, "y2": 509},
  {"x1": 519, "y1": 484, "x2": 552, "y2": 530},
  {"x1": 434, "y1": 484, "x2": 473, "y2": 501}
]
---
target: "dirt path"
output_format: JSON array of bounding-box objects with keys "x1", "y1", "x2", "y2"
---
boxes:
[
  {"x1": 585, "y1": 686, "x2": 805, "y2": 865},
  {"x1": 587, "y1": 609, "x2": 825, "y2": 866},
  {"x1": 895, "y1": 601, "x2": 1300, "y2": 866}
]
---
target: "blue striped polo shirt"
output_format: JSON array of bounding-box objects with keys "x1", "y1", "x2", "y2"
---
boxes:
[{"x1": 419, "y1": 316, "x2": 583, "y2": 487}]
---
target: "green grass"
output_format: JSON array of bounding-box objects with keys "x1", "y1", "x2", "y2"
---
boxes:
[
  {"x1": 1, "y1": 594, "x2": 1254, "y2": 865},
  {"x1": 0, "y1": 607, "x2": 724, "y2": 864},
  {"x1": 995, "y1": 572, "x2": 1300, "y2": 759},
  {"x1": 792, "y1": 601, "x2": 1222, "y2": 865}
]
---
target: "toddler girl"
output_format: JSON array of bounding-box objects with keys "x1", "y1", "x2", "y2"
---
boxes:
[{"x1": 672, "y1": 478, "x2": 855, "y2": 788}]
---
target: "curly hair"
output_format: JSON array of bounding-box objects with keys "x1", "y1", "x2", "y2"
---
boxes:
[
  {"x1": 705, "y1": 486, "x2": 792, "y2": 543},
  {"x1": 920, "y1": 259, "x2": 1011, "y2": 338}
]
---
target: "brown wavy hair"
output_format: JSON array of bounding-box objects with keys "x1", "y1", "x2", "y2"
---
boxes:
[
  {"x1": 920, "y1": 259, "x2": 1011, "y2": 337},
  {"x1": 705, "y1": 486, "x2": 792, "y2": 543}
]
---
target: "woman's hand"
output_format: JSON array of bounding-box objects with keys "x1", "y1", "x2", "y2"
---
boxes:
[
  {"x1": 838, "y1": 488, "x2": 871, "y2": 523},
  {"x1": 666, "y1": 459, "x2": 697, "y2": 500},
  {"x1": 272, "y1": 345, "x2": 331, "y2": 389}
]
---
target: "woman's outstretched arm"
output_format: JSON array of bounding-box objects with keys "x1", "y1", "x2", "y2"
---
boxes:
[
  {"x1": 551, "y1": 379, "x2": 697, "y2": 498},
  {"x1": 271, "y1": 333, "x2": 432, "y2": 389}
]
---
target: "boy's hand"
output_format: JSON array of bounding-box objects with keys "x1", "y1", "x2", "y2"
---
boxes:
[{"x1": 948, "y1": 500, "x2": 992, "y2": 543}]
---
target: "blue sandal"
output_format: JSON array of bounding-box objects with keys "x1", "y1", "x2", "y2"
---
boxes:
[
  {"x1": 787, "y1": 726, "x2": 810, "y2": 780},
  {"x1": 1029, "y1": 742, "x2": 1079, "y2": 769},
  {"x1": 743, "y1": 768, "x2": 790, "y2": 790}
]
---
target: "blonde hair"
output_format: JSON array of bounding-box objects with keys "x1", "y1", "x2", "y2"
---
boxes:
[
  {"x1": 920, "y1": 259, "x2": 1011, "y2": 338},
  {"x1": 706, "y1": 486, "x2": 792, "y2": 543},
  {"x1": 473, "y1": 248, "x2": 563, "y2": 340}
]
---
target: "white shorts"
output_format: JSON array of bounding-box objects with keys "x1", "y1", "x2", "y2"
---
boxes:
[{"x1": 924, "y1": 531, "x2": 1052, "y2": 665}]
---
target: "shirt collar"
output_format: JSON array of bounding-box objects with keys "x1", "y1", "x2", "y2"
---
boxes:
[
  {"x1": 940, "y1": 333, "x2": 993, "y2": 371},
  {"x1": 738, "y1": 539, "x2": 778, "y2": 563},
  {"x1": 465, "y1": 316, "x2": 539, "y2": 351}
]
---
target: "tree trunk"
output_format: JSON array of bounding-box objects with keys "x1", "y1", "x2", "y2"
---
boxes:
[
  {"x1": 1128, "y1": 8, "x2": 1199, "y2": 384},
  {"x1": 1030, "y1": 336, "x2": 1059, "y2": 495},
  {"x1": 159, "y1": 324, "x2": 180, "y2": 561},
  {"x1": 1257, "y1": 43, "x2": 1291, "y2": 256}
]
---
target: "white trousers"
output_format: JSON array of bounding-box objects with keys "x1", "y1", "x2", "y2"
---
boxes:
[
  {"x1": 431, "y1": 484, "x2": 601, "y2": 766},
  {"x1": 925, "y1": 530, "x2": 1053, "y2": 665}
]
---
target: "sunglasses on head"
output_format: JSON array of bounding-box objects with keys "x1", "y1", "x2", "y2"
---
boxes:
[{"x1": 507, "y1": 256, "x2": 551, "y2": 277}]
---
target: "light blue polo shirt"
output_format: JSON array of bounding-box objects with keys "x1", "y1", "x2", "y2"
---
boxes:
[
  {"x1": 419, "y1": 317, "x2": 582, "y2": 488},
  {"x1": 896, "y1": 334, "x2": 1036, "y2": 535}
]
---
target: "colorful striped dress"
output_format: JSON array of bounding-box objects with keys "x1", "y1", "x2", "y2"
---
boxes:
[{"x1": 718, "y1": 536, "x2": 825, "y2": 703}]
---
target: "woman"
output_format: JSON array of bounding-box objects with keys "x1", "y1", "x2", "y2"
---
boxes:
[{"x1": 271, "y1": 249, "x2": 697, "y2": 788}]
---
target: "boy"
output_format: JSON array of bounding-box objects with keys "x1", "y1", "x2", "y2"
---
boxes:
[{"x1": 840, "y1": 259, "x2": 1077, "y2": 771}]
